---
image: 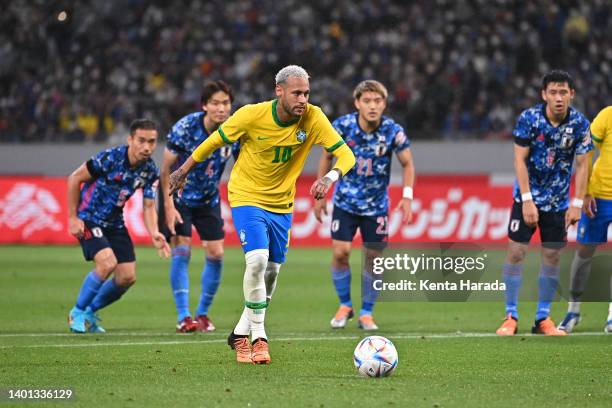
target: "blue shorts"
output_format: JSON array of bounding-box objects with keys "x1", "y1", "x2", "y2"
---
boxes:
[
  {"x1": 331, "y1": 206, "x2": 388, "y2": 249},
  {"x1": 79, "y1": 220, "x2": 135, "y2": 263},
  {"x1": 159, "y1": 199, "x2": 224, "y2": 241},
  {"x1": 577, "y1": 198, "x2": 612, "y2": 244},
  {"x1": 231, "y1": 206, "x2": 292, "y2": 264}
]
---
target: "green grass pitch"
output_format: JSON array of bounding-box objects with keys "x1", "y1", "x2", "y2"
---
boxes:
[{"x1": 0, "y1": 245, "x2": 610, "y2": 407}]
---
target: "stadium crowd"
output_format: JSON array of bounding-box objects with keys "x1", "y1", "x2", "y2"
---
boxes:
[{"x1": 1, "y1": 0, "x2": 610, "y2": 142}]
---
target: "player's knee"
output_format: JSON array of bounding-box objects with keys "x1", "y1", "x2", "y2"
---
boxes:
[
  {"x1": 542, "y1": 249, "x2": 561, "y2": 266},
  {"x1": 95, "y1": 256, "x2": 118, "y2": 277},
  {"x1": 332, "y1": 249, "x2": 350, "y2": 268},
  {"x1": 172, "y1": 236, "x2": 191, "y2": 248},
  {"x1": 265, "y1": 262, "x2": 281, "y2": 280},
  {"x1": 245, "y1": 249, "x2": 269, "y2": 279},
  {"x1": 115, "y1": 274, "x2": 136, "y2": 287},
  {"x1": 207, "y1": 247, "x2": 224, "y2": 260},
  {"x1": 506, "y1": 243, "x2": 527, "y2": 264}
]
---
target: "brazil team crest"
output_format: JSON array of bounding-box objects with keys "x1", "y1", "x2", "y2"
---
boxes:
[{"x1": 296, "y1": 129, "x2": 307, "y2": 143}]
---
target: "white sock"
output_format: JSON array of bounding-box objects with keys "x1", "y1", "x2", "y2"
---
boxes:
[
  {"x1": 242, "y1": 249, "x2": 268, "y2": 340},
  {"x1": 568, "y1": 301, "x2": 581, "y2": 314},
  {"x1": 569, "y1": 252, "x2": 593, "y2": 302},
  {"x1": 233, "y1": 307, "x2": 250, "y2": 336},
  {"x1": 607, "y1": 302, "x2": 612, "y2": 322},
  {"x1": 265, "y1": 262, "x2": 281, "y2": 303},
  {"x1": 248, "y1": 307, "x2": 267, "y2": 340}
]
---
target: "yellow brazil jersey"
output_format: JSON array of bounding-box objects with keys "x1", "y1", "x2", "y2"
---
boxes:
[
  {"x1": 191, "y1": 99, "x2": 355, "y2": 213},
  {"x1": 589, "y1": 106, "x2": 612, "y2": 199}
]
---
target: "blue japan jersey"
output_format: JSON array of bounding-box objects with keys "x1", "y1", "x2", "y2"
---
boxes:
[
  {"x1": 166, "y1": 112, "x2": 239, "y2": 208},
  {"x1": 513, "y1": 104, "x2": 592, "y2": 212},
  {"x1": 332, "y1": 113, "x2": 410, "y2": 216},
  {"x1": 78, "y1": 145, "x2": 159, "y2": 229}
]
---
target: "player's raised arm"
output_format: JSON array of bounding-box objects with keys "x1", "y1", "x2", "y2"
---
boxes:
[
  {"x1": 168, "y1": 108, "x2": 247, "y2": 195},
  {"x1": 67, "y1": 163, "x2": 94, "y2": 239},
  {"x1": 313, "y1": 150, "x2": 334, "y2": 222},
  {"x1": 310, "y1": 143, "x2": 355, "y2": 200},
  {"x1": 394, "y1": 148, "x2": 415, "y2": 223},
  {"x1": 142, "y1": 197, "x2": 170, "y2": 258},
  {"x1": 309, "y1": 112, "x2": 356, "y2": 200}
]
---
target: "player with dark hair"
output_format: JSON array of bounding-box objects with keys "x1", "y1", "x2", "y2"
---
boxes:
[
  {"x1": 559, "y1": 105, "x2": 612, "y2": 334},
  {"x1": 496, "y1": 70, "x2": 592, "y2": 336},
  {"x1": 159, "y1": 80, "x2": 239, "y2": 333},
  {"x1": 169, "y1": 65, "x2": 355, "y2": 364},
  {"x1": 314, "y1": 80, "x2": 415, "y2": 331},
  {"x1": 67, "y1": 118, "x2": 170, "y2": 333}
]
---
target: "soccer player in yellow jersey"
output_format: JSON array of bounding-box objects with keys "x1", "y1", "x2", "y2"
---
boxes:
[
  {"x1": 559, "y1": 106, "x2": 612, "y2": 334},
  {"x1": 168, "y1": 65, "x2": 356, "y2": 363}
]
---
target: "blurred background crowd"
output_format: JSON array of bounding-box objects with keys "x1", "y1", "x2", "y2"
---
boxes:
[{"x1": 1, "y1": 0, "x2": 610, "y2": 143}]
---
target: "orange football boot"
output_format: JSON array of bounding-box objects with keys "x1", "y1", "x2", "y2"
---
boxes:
[
  {"x1": 227, "y1": 332, "x2": 253, "y2": 363},
  {"x1": 532, "y1": 317, "x2": 567, "y2": 336},
  {"x1": 251, "y1": 338, "x2": 271, "y2": 364},
  {"x1": 496, "y1": 314, "x2": 518, "y2": 336}
]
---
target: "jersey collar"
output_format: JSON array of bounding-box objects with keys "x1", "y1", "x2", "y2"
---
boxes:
[
  {"x1": 542, "y1": 103, "x2": 571, "y2": 128},
  {"x1": 272, "y1": 99, "x2": 300, "y2": 127},
  {"x1": 354, "y1": 111, "x2": 383, "y2": 135}
]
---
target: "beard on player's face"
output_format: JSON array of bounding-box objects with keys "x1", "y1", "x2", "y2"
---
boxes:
[{"x1": 281, "y1": 96, "x2": 305, "y2": 118}]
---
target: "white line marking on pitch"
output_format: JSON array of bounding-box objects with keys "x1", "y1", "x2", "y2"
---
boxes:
[{"x1": 0, "y1": 332, "x2": 608, "y2": 349}]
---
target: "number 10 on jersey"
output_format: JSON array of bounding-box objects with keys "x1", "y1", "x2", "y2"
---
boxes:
[{"x1": 272, "y1": 146, "x2": 292, "y2": 163}]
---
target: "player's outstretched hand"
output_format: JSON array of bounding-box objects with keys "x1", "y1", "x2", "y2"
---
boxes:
[
  {"x1": 165, "y1": 204, "x2": 184, "y2": 235},
  {"x1": 152, "y1": 231, "x2": 171, "y2": 258},
  {"x1": 310, "y1": 176, "x2": 333, "y2": 200},
  {"x1": 168, "y1": 168, "x2": 187, "y2": 196},
  {"x1": 522, "y1": 200, "x2": 539, "y2": 227},
  {"x1": 313, "y1": 198, "x2": 328, "y2": 223},
  {"x1": 565, "y1": 206, "x2": 581, "y2": 230},
  {"x1": 584, "y1": 195, "x2": 597, "y2": 218},
  {"x1": 394, "y1": 198, "x2": 413, "y2": 224},
  {"x1": 69, "y1": 216, "x2": 85, "y2": 239}
]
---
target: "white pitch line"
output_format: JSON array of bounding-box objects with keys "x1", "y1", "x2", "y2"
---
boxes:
[
  {"x1": 0, "y1": 331, "x2": 335, "y2": 338},
  {"x1": 0, "y1": 332, "x2": 218, "y2": 338},
  {"x1": 0, "y1": 332, "x2": 608, "y2": 349}
]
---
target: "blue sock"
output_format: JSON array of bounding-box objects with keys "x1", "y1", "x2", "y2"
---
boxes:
[
  {"x1": 75, "y1": 271, "x2": 104, "y2": 310},
  {"x1": 196, "y1": 257, "x2": 223, "y2": 317},
  {"x1": 170, "y1": 245, "x2": 191, "y2": 322},
  {"x1": 536, "y1": 264, "x2": 560, "y2": 321},
  {"x1": 502, "y1": 263, "x2": 522, "y2": 320},
  {"x1": 332, "y1": 266, "x2": 352, "y2": 307},
  {"x1": 89, "y1": 278, "x2": 128, "y2": 312},
  {"x1": 360, "y1": 270, "x2": 377, "y2": 316}
]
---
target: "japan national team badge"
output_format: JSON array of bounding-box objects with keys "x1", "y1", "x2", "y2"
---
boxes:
[
  {"x1": 296, "y1": 129, "x2": 307, "y2": 143},
  {"x1": 220, "y1": 145, "x2": 232, "y2": 159},
  {"x1": 375, "y1": 135, "x2": 387, "y2": 156},
  {"x1": 560, "y1": 128, "x2": 573, "y2": 149}
]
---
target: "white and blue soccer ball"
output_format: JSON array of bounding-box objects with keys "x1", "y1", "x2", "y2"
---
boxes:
[{"x1": 353, "y1": 336, "x2": 398, "y2": 378}]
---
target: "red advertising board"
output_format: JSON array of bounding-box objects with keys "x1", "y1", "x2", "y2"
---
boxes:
[{"x1": 0, "y1": 175, "x2": 581, "y2": 245}]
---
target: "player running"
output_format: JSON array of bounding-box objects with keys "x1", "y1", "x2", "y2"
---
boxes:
[
  {"x1": 67, "y1": 119, "x2": 170, "y2": 333},
  {"x1": 159, "y1": 80, "x2": 239, "y2": 333},
  {"x1": 313, "y1": 80, "x2": 415, "y2": 331},
  {"x1": 559, "y1": 105, "x2": 612, "y2": 334},
  {"x1": 169, "y1": 65, "x2": 355, "y2": 364},
  {"x1": 496, "y1": 70, "x2": 592, "y2": 336}
]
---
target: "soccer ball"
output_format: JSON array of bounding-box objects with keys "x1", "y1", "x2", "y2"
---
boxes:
[{"x1": 353, "y1": 336, "x2": 398, "y2": 378}]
